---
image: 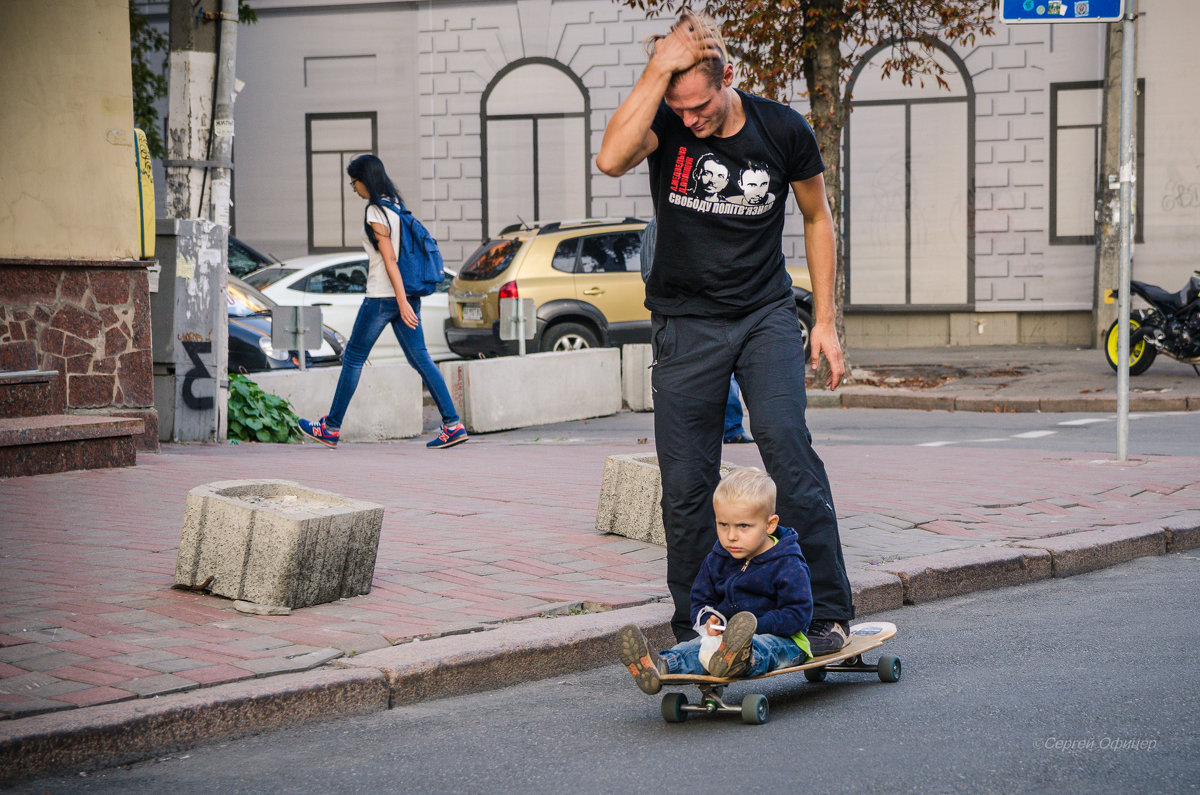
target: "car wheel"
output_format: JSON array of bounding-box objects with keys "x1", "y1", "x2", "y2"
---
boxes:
[
  {"x1": 541, "y1": 322, "x2": 599, "y2": 353},
  {"x1": 796, "y1": 304, "x2": 814, "y2": 360}
]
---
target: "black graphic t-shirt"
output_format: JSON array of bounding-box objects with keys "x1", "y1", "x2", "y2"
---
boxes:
[{"x1": 646, "y1": 89, "x2": 825, "y2": 317}]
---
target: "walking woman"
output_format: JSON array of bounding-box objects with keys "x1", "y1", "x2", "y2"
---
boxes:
[{"x1": 298, "y1": 154, "x2": 467, "y2": 449}]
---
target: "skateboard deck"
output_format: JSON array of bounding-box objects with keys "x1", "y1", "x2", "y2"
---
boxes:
[{"x1": 654, "y1": 621, "x2": 900, "y2": 724}]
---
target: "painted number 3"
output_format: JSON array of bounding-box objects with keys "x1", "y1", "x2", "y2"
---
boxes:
[{"x1": 181, "y1": 339, "x2": 215, "y2": 411}]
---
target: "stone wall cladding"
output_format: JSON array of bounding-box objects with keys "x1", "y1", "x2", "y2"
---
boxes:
[
  {"x1": 961, "y1": 25, "x2": 1049, "y2": 310},
  {"x1": 418, "y1": 0, "x2": 664, "y2": 266},
  {"x1": 0, "y1": 263, "x2": 157, "y2": 448}
]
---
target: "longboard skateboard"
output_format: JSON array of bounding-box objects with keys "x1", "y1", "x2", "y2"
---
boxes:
[{"x1": 654, "y1": 621, "x2": 900, "y2": 724}]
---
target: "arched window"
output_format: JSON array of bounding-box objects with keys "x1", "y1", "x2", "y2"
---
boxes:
[
  {"x1": 844, "y1": 41, "x2": 974, "y2": 309},
  {"x1": 481, "y1": 58, "x2": 590, "y2": 237}
]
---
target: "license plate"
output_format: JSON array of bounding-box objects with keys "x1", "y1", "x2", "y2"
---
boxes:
[{"x1": 461, "y1": 305, "x2": 482, "y2": 321}]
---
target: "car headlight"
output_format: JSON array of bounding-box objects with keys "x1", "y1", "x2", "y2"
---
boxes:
[
  {"x1": 330, "y1": 328, "x2": 347, "y2": 347},
  {"x1": 257, "y1": 336, "x2": 291, "y2": 361}
]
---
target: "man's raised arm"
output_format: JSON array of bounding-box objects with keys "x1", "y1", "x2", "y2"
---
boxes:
[{"x1": 595, "y1": 22, "x2": 721, "y2": 176}]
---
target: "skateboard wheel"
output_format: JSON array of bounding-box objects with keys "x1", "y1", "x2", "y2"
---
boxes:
[
  {"x1": 661, "y1": 692, "x2": 689, "y2": 723},
  {"x1": 877, "y1": 655, "x2": 902, "y2": 683},
  {"x1": 741, "y1": 694, "x2": 769, "y2": 725},
  {"x1": 804, "y1": 667, "x2": 827, "y2": 683}
]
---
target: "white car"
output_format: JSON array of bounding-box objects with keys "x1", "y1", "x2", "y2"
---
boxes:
[{"x1": 244, "y1": 253, "x2": 457, "y2": 363}]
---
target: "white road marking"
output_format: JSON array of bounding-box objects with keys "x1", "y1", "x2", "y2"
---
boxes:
[{"x1": 916, "y1": 411, "x2": 1194, "y2": 448}]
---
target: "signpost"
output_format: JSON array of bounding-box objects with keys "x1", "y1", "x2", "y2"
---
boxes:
[
  {"x1": 499, "y1": 297, "x2": 536, "y2": 356},
  {"x1": 1002, "y1": 0, "x2": 1135, "y2": 461},
  {"x1": 271, "y1": 306, "x2": 323, "y2": 372},
  {"x1": 1000, "y1": 0, "x2": 1124, "y2": 22}
]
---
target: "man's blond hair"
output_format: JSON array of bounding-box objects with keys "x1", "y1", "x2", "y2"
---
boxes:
[
  {"x1": 643, "y1": 8, "x2": 729, "y2": 89},
  {"x1": 713, "y1": 466, "x2": 776, "y2": 517}
]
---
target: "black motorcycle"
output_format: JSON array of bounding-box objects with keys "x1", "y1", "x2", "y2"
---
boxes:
[{"x1": 1104, "y1": 271, "x2": 1200, "y2": 375}]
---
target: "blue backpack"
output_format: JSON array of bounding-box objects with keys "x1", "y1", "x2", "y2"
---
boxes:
[{"x1": 378, "y1": 199, "x2": 444, "y2": 297}]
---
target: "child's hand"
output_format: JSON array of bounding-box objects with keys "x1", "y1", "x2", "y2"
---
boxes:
[{"x1": 705, "y1": 615, "x2": 725, "y2": 636}]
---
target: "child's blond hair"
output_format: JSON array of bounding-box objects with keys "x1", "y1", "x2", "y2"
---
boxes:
[{"x1": 712, "y1": 466, "x2": 776, "y2": 518}]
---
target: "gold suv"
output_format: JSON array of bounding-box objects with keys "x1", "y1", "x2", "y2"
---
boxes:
[{"x1": 445, "y1": 217, "x2": 814, "y2": 357}]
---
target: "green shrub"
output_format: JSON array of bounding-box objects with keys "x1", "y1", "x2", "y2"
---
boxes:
[{"x1": 228, "y1": 374, "x2": 301, "y2": 443}]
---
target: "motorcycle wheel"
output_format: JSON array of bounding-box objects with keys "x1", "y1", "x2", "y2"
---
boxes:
[{"x1": 1104, "y1": 316, "x2": 1157, "y2": 376}]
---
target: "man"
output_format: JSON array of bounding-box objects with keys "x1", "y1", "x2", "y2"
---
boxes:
[
  {"x1": 597, "y1": 11, "x2": 854, "y2": 654},
  {"x1": 728, "y1": 161, "x2": 774, "y2": 208},
  {"x1": 688, "y1": 153, "x2": 731, "y2": 201}
]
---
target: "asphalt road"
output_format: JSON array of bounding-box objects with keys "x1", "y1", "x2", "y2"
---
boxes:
[
  {"x1": 805, "y1": 407, "x2": 1200, "y2": 457},
  {"x1": 468, "y1": 407, "x2": 1200, "y2": 458},
  {"x1": 19, "y1": 553, "x2": 1200, "y2": 793}
]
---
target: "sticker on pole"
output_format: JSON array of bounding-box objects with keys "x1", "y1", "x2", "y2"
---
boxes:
[{"x1": 1001, "y1": 0, "x2": 1124, "y2": 22}]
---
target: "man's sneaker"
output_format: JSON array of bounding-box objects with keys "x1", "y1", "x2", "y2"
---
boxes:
[
  {"x1": 707, "y1": 611, "x2": 757, "y2": 678},
  {"x1": 615, "y1": 624, "x2": 666, "y2": 694},
  {"x1": 297, "y1": 416, "x2": 339, "y2": 448},
  {"x1": 723, "y1": 431, "x2": 754, "y2": 444},
  {"x1": 427, "y1": 422, "x2": 468, "y2": 449},
  {"x1": 808, "y1": 619, "x2": 850, "y2": 657}
]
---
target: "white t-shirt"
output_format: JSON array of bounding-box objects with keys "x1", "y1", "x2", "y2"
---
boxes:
[{"x1": 363, "y1": 202, "x2": 403, "y2": 298}]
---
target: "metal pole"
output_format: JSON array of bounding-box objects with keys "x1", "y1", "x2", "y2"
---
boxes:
[
  {"x1": 209, "y1": 0, "x2": 238, "y2": 228},
  {"x1": 1116, "y1": 0, "x2": 1137, "y2": 461},
  {"x1": 517, "y1": 303, "x2": 526, "y2": 357}
]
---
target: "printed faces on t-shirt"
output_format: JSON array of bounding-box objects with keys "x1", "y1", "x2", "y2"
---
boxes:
[{"x1": 665, "y1": 149, "x2": 777, "y2": 217}]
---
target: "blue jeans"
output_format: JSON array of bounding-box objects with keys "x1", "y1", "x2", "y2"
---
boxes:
[
  {"x1": 326, "y1": 296, "x2": 459, "y2": 429},
  {"x1": 659, "y1": 634, "x2": 805, "y2": 678},
  {"x1": 724, "y1": 375, "x2": 745, "y2": 438}
]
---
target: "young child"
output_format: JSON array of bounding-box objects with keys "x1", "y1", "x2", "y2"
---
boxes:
[{"x1": 616, "y1": 467, "x2": 813, "y2": 693}]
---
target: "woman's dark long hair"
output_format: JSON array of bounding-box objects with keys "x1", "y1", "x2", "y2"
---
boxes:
[{"x1": 347, "y1": 154, "x2": 403, "y2": 251}]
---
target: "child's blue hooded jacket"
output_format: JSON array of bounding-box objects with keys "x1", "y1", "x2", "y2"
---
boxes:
[{"x1": 689, "y1": 525, "x2": 813, "y2": 639}]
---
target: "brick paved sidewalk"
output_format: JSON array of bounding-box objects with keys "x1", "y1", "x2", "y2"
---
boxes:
[{"x1": 1, "y1": 418, "x2": 1197, "y2": 719}]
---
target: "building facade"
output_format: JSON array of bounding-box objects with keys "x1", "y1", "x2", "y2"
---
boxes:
[{"x1": 149, "y1": 0, "x2": 1199, "y2": 347}]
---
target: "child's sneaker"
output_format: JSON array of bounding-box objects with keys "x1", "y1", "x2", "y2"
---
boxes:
[
  {"x1": 615, "y1": 624, "x2": 665, "y2": 694},
  {"x1": 707, "y1": 611, "x2": 756, "y2": 678},
  {"x1": 297, "y1": 416, "x2": 339, "y2": 448},
  {"x1": 427, "y1": 422, "x2": 468, "y2": 449}
]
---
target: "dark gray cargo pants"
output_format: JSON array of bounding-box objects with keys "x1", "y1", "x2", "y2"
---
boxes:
[{"x1": 651, "y1": 295, "x2": 854, "y2": 641}]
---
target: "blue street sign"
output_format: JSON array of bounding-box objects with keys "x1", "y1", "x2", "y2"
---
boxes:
[{"x1": 1001, "y1": 0, "x2": 1125, "y2": 22}]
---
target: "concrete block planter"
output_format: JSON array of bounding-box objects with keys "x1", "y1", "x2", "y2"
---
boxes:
[
  {"x1": 176, "y1": 479, "x2": 384, "y2": 609},
  {"x1": 596, "y1": 454, "x2": 740, "y2": 546},
  {"x1": 621, "y1": 344, "x2": 654, "y2": 411},
  {"x1": 439, "y1": 348, "x2": 621, "y2": 433}
]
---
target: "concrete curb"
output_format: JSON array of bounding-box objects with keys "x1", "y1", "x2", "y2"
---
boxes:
[
  {"x1": 1015, "y1": 524, "x2": 1168, "y2": 578},
  {"x1": 1166, "y1": 515, "x2": 1200, "y2": 551},
  {"x1": 0, "y1": 668, "x2": 388, "y2": 782},
  {"x1": 880, "y1": 546, "x2": 1053, "y2": 604},
  {"x1": 804, "y1": 389, "x2": 1196, "y2": 413},
  {"x1": 847, "y1": 567, "x2": 905, "y2": 615},
  {"x1": 3, "y1": 519, "x2": 1198, "y2": 783},
  {"x1": 338, "y1": 602, "x2": 676, "y2": 707}
]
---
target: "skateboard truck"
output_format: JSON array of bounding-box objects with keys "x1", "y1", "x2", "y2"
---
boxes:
[{"x1": 662, "y1": 684, "x2": 770, "y2": 725}]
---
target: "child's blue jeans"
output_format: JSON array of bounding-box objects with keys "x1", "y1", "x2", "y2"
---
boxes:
[{"x1": 660, "y1": 634, "x2": 805, "y2": 677}]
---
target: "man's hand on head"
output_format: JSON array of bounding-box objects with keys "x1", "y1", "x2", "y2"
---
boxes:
[
  {"x1": 650, "y1": 20, "x2": 723, "y2": 77},
  {"x1": 809, "y1": 322, "x2": 845, "y2": 391}
]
